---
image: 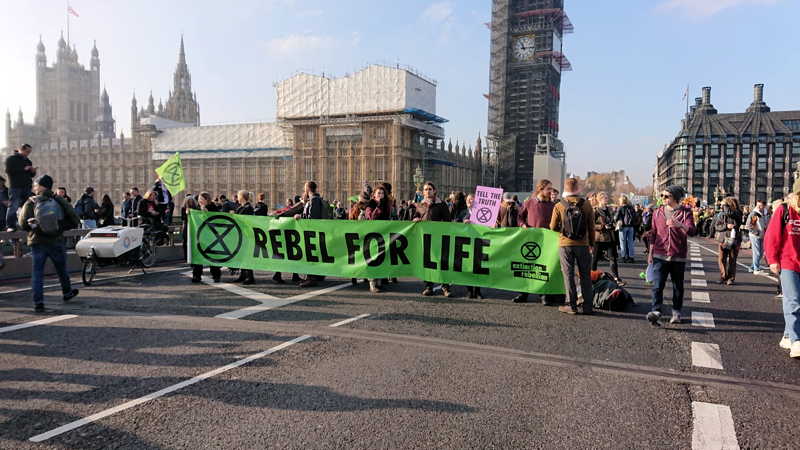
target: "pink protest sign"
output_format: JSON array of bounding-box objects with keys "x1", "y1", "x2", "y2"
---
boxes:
[{"x1": 470, "y1": 186, "x2": 504, "y2": 227}]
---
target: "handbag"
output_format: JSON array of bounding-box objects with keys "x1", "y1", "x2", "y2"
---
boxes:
[{"x1": 721, "y1": 229, "x2": 737, "y2": 250}]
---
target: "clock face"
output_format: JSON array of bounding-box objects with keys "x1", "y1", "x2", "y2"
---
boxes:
[{"x1": 513, "y1": 36, "x2": 536, "y2": 61}]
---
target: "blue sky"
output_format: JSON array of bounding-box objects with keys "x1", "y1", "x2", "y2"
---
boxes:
[{"x1": 1, "y1": 0, "x2": 798, "y2": 186}]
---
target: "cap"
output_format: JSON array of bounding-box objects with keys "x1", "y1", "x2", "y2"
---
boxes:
[{"x1": 35, "y1": 174, "x2": 53, "y2": 190}]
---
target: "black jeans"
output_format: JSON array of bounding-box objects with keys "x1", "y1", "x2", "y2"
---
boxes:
[
  {"x1": 650, "y1": 258, "x2": 686, "y2": 312},
  {"x1": 192, "y1": 265, "x2": 221, "y2": 281},
  {"x1": 559, "y1": 246, "x2": 593, "y2": 313},
  {"x1": 592, "y1": 241, "x2": 619, "y2": 279}
]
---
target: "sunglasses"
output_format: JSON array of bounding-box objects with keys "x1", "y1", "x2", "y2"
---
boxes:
[{"x1": 661, "y1": 194, "x2": 672, "y2": 199}]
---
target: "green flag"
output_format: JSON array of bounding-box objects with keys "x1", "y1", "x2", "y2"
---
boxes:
[
  {"x1": 188, "y1": 210, "x2": 565, "y2": 294},
  {"x1": 155, "y1": 152, "x2": 186, "y2": 195}
]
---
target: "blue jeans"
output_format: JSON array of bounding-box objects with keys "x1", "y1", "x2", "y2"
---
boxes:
[
  {"x1": 779, "y1": 270, "x2": 800, "y2": 342},
  {"x1": 650, "y1": 258, "x2": 686, "y2": 312},
  {"x1": 619, "y1": 226, "x2": 635, "y2": 259},
  {"x1": 5, "y1": 187, "x2": 30, "y2": 230},
  {"x1": 750, "y1": 234, "x2": 764, "y2": 271},
  {"x1": 31, "y1": 242, "x2": 72, "y2": 307}
]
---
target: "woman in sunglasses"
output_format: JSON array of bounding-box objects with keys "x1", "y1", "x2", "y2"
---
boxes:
[{"x1": 644, "y1": 186, "x2": 696, "y2": 326}]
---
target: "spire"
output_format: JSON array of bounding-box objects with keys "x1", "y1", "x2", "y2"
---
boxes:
[
  {"x1": 179, "y1": 35, "x2": 186, "y2": 67},
  {"x1": 131, "y1": 91, "x2": 137, "y2": 107},
  {"x1": 58, "y1": 30, "x2": 66, "y2": 48},
  {"x1": 17, "y1": 108, "x2": 24, "y2": 125},
  {"x1": 37, "y1": 35, "x2": 45, "y2": 53},
  {"x1": 91, "y1": 40, "x2": 98, "y2": 57},
  {"x1": 101, "y1": 86, "x2": 109, "y2": 102},
  {"x1": 158, "y1": 99, "x2": 164, "y2": 114},
  {"x1": 147, "y1": 91, "x2": 155, "y2": 114}
]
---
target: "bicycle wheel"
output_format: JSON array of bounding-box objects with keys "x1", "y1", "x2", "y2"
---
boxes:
[
  {"x1": 140, "y1": 236, "x2": 157, "y2": 268},
  {"x1": 82, "y1": 261, "x2": 96, "y2": 286}
]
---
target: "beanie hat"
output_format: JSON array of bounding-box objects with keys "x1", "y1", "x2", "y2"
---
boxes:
[
  {"x1": 666, "y1": 185, "x2": 685, "y2": 202},
  {"x1": 35, "y1": 175, "x2": 53, "y2": 190}
]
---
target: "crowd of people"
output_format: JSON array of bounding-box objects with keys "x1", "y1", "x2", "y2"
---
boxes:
[{"x1": 3, "y1": 142, "x2": 799, "y2": 358}]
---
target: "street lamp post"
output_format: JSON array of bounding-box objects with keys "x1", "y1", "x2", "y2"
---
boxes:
[{"x1": 413, "y1": 165, "x2": 424, "y2": 202}]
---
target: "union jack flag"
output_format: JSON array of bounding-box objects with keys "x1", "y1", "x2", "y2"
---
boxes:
[{"x1": 67, "y1": 5, "x2": 79, "y2": 17}]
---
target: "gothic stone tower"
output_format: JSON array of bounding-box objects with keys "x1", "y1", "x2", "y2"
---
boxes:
[
  {"x1": 34, "y1": 33, "x2": 101, "y2": 141},
  {"x1": 487, "y1": 0, "x2": 572, "y2": 192},
  {"x1": 164, "y1": 37, "x2": 200, "y2": 126}
]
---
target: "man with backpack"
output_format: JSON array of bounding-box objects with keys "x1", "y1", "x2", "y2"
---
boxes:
[
  {"x1": 18, "y1": 175, "x2": 80, "y2": 313},
  {"x1": 550, "y1": 178, "x2": 596, "y2": 315},
  {"x1": 74, "y1": 186, "x2": 100, "y2": 229}
]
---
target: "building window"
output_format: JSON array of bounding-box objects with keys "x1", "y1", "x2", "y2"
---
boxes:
[
  {"x1": 783, "y1": 120, "x2": 800, "y2": 132},
  {"x1": 694, "y1": 145, "x2": 704, "y2": 157},
  {"x1": 758, "y1": 143, "x2": 768, "y2": 156},
  {"x1": 710, "y1": 145, "x2": 719, "y2": 157},
  {"x1": 757, "y1": 157, "x2": 768, "y2": 171},
  {"x1": 725, "y1": 147, "x2": 734, "y2": 157}
]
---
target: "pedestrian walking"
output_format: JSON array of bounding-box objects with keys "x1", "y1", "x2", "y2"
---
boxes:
[
  {"x1": 414, "y1": 181, "x2": 452, "y2": 297},
  {"x1": 193, "y1": 192, "x2": 222, "y2": 283},
  {"x1": 233, "y1": 190, "x2": 256, "y2": 285},
  {"x1": 713, "y1": 197, "x2": 743, "y2": 285},
  {"x1": 550, "y1": 177, "x2": 595, "y2": 315},
  {"x1": 4, "y1": 143, "x2": 36, "y2": 231},
  {"x1": 74, "y1": 187, "x2": 100, "y2": 229},
  {"x1": 765, "y1": 190, "x2": 800, "y2": 358},
  {"x1": 18, "y1": 175, "x2": 80, "y2": 312},
  {"x1": 615, "y1": 195, "x2": 637, "y2": 263},
  {"x1": 592, "y1": 192, "x2": 623, "y2": 284},
  {"x1": 746, "y1": 199, "x2": 769, "y2": 274},
  {"x1": 644, "y1": 186, "x2": 695, "y2": 326},
  {"x1": 513, "y1": 179, "x2": 557, "y2": 304}
]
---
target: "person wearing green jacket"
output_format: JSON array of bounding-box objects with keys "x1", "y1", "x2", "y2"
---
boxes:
[{"x1": 18, "y1": 175, "x2": 80, "y2": 313}]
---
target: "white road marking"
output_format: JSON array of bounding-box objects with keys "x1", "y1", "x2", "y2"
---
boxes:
[
  {"x1": 692, "y1": 291, "x2": 710, "y2": 303},
  {"x1": 692, "y1": 312, "x2": 716, "y2": 328},
  {"x1": 329, "y1": 313, "x2": 371, "y2": 328},
  {"x1": 691, "y1": 342, "x2": 724, "y2": 369},
  {"x1": 691, "y1": 263, "x2": 704, "y2": 269},
  {"x1": 0, "y1": 315, "x2": 77, "y2": 334},
  {"x1": 691, "y1": 401, "x2": 740, "y2": 449},
  {"x1": 0, "y1": 266, "x2": 189, "y2": 296},
  {"x1": 691, "y1": 240, "x2": 779, "y2": 283},
  {"x1": 691, "y1": 257, "x2": 703, "y2": 262},
  {"x1": 29, "y1": 335, "x2": 312, "y2": 443},
  {"x1": 691, "y1": 279, "x2": 708, "y2": 288},
  {"x1": 691, "y1": 270, "x2": 706, "y2": 277},
  {"x1": 188, "y1": 274, "x2": 352, "y2": 320}
]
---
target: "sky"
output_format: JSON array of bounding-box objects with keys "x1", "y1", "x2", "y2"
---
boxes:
[{"x1": 1, "y1": 0, "x2": 798, "y2": 187}]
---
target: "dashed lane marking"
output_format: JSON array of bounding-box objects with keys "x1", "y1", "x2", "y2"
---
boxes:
[
  {"x1": 0, "y1": 314, "x2": 77, "y2": 334},
  {"x1": 692, "y1": 291, "x2": 710, "y2": 303},
  {"x1": 691, "y1": 401, "x2": 740, "y2": 449},
  {"x1": 691, "y1": 257, "x2": 703, "y2": 262},
  {"x1": 692, "y1": 312, "x2": 716, "y2": 328},
  {"x1": 691, "y1": 240, "x2": 779, "y2": 283},
  {"x1": 692, "y1": 342, "x2": 724, "y2": 370},
  {"x1": 691, "y1": 270, "x2": 706, "y2": 277},
  {"x1": 329, "y1": 313, "x2": 371, "y2": 328},
  {"x1": 28, "y1": 335, "x2": 312, "y2": 443},
  {"x1": 691, "y1": 279, "x2": 708, "y2": 288},
  {"x1": 691, "y1": 263, "x2": 704, "y2": 269}
]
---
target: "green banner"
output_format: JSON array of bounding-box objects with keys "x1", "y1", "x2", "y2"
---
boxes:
[
  {"x1": 188, "y1": 210, "x2": 565, "y2": 294},
  {"x1": 155, "y1": 152, "x2": 186, "y2": 196}
]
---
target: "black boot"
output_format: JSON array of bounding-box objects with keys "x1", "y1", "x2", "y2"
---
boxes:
[
  {"x1": 512, "y1": 293, "x2": 529, "y2": 303},
  {"x1": 466, "y1": 287, "x2": 476, "y2": 299},
  {"x1": 474, "y1": 287, "x2": 484, "y2": 299},
  {"x1": 273, "y1": 272, "x2": 285, "y2": 284}
]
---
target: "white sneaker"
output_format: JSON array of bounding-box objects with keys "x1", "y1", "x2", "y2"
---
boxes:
[
  {"x1": 776, "y1": 293, "x2": 784, "y2": 299},
  {"x1": 791, "y1": 341, "x2": 800, "y2": 359},
  {"x1": 779, "y1": 336, "x2": 791, "y2": 349},
  {"x1": 670, "y1": 310, "x2": 682, "y2": 324},
  {"x1": 753, "y1": 269, "x2": 763, "y2": 275}
]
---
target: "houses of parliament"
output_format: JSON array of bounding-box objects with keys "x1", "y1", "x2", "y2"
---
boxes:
[{"x1": 4, "y1": 34, "x2": 481, "y2": 208}]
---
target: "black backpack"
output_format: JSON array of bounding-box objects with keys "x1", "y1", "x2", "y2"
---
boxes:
[{"x1": 560, "y1": 198, "x2": 586, "y2": 240}]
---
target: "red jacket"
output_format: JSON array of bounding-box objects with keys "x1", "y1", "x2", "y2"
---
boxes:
[
  {"x1": 519, "y1": 197, "x2": 554, "y2": 229},
  {"x1": 764, "y1": 204, "x2": 800, "y2": 273},
  {"x1": 649, "y1": 205, "x2": 696, "y2": 261}
]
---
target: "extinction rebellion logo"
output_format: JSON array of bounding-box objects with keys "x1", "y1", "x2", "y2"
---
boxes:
[
  {"x1": 196, "y1": 215, "x2": 243, "y2": 263},
  {"x1": 511, "y1": 241, "x2": 549, "y2": 282},
  {"x1": 161, "y1": 162, "x2": 183, "y2": 187}
]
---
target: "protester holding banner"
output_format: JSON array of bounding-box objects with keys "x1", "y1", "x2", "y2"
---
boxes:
[
  {"x1": 450, "y1": 192, "x2": 469, "y2": 223},
  {"x1": 364, "y1": 185, "x2": 392, "y2": 293},
  {"x1": 497, "y1": 192, "x2": 519, "y2": 227},
  {"x1": 233, "y1": 190, "x2": 256, "y2": 285},
  {"x1": 296, "y1": 181, "x2": 328, "y2": 288},
  {"x1": 513, "y1": 179, "x2": 557, "y2": 304},
  {"x1": 645, "y1": 186, "x2": 695, "y2": 326},
  {"x1": 550, "y1": 177, "x2": 595, "y2": 315},
  {"x1": 194, "y1": 192, "x2": 222, "y2": 283},
  {"x1": 414, "y1": 181, "x2": 453, "y2": 297}
]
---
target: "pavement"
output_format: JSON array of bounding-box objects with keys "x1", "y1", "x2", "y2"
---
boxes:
[{"x1": 0, "y1": 239, "x2": 797, "y2": 449}]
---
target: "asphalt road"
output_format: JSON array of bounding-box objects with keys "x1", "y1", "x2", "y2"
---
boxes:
[{"x1": 0, "y1": 239, "x2": 797, "y2": 449}]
